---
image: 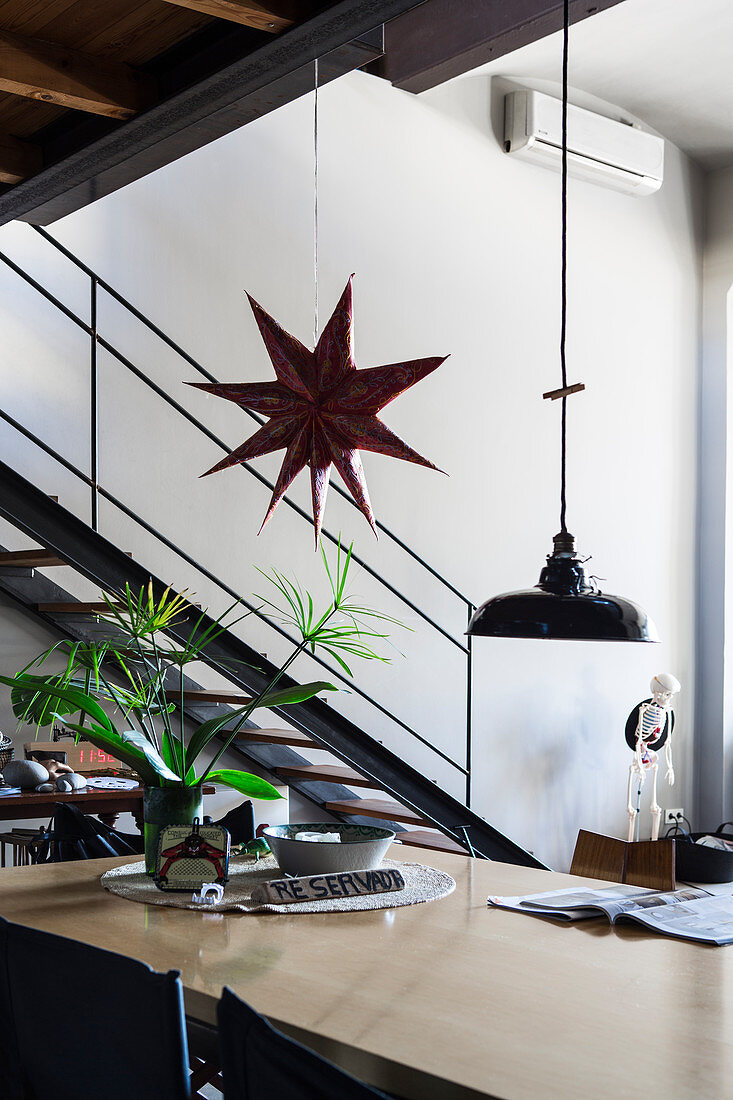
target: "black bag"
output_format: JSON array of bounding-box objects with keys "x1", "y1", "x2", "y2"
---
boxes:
[
  {"x1": 668, "y1": 821, "x2": 733, "y2": 883},
  {"x1": 33, "y1": 801, "x2": 143, "y2": 863}
]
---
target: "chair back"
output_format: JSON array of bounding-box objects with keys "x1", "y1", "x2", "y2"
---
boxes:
[
  {"x1": 0, "y1": 916, "x2": 191, "y2": 1100},
  {"x1": 217, "y1": 987, "x2": 389, "y2": 1099},
  {"x1": 33, "y1": 801, "x2": 141, "y2": 863},
  {"x1": 211, "y1": 800, "x2": 255, "y2": 845}
]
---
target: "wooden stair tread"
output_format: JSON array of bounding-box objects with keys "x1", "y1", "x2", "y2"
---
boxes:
[
  {"x1": 235, "y1": 728, "x2": 315, "y2": 748},
  {"x1": 275, "y1": 764, "x2": 373, "y2": 788},
  {"x1": 0, "y1": 549, "x2": 67, "y2": 568},
  {"x1": 38, "y1": 602, "x2": 113, "y2": 613},
  {"x1": 324, "y1": 798, "x2": 426, "y2": 826},
  {"x1": 39, "y1": 591, "x2": 188, "y2": 615},
  {"x1": 165, "y1": 689, "x2": 252, "y2": 705},
  {"x1": 397, "y1": 829, "x2": 468, "y2": 855}
]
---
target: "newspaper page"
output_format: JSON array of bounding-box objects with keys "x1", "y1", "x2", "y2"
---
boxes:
[
  {"x1": 616, "y1": 894, "x2": 733, "y2": 944},
  {"x1": 522, "y1": 886, "x2": 711, "y2": 922},
  {"x1": 488, "y1": 885, "x2": 733, "y2": 943},
  {"x1": 487, "y1": 885, "x2": 654, "y2": 921}
]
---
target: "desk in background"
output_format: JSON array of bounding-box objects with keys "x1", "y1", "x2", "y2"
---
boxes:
[
  {"x1": 0, "y1": 783, "x2": 216, "y2": 829},
  {"x1": 0, "y1": 786, "x2": 147, "y2": 829}
]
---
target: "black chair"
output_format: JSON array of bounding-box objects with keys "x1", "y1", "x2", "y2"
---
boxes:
[
  {"x1": 0, "y1": 916, "x2": 192, "y2": 1100},
  {"x1": 32, "y1": 801, "x2": 143, "y2": 863},
  {"x1": 211, "y1": 799, "x2": 255, "y2": 845},
  {"x1": 36, "y1": 798, "x2": 253, "y2": 864},
  {"x1": 217, "y1": 987, "x2": 391, "y2": 1099}
]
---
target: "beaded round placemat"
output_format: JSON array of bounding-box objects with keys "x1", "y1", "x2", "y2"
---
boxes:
[{"x1": 101, "y1": 854, "x2": 455, "y2": 914}]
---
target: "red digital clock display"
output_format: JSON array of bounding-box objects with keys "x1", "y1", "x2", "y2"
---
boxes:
[{"x1": 77, "y1": 749, "x2": 117, "y2": 764}]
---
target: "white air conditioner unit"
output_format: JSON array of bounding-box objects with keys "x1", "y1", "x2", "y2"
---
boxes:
[{"x1": 504, "y1": 89, "x2": 664, "y2": 196}]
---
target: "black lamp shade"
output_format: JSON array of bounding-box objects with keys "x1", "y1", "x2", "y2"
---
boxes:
[{"x1": 467, "y1": 532, "x2": 659, "y2": 642}]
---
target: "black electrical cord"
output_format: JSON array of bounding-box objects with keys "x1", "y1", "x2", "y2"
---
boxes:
[{"x1": 559, "y1": 0, "x2": 569, "y2": 535}]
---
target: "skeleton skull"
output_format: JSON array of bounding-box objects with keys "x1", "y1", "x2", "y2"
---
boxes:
[{"x1": 650, "y1": 672, "x2": 681, "y2": 706}]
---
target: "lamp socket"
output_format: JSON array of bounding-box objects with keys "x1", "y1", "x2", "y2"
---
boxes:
[{"x1": 664, "y1": 808, "x2": 685, "y2": 825}]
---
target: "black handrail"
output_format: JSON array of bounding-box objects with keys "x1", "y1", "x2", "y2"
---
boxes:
[
  {"x1": 0, "y1": 225, "x2": 476, "y2": 804},
  {"x1": 4, "y1": 236, "x2": 469, "y2": 653},
  {"x1": 0, "y1": 404, "x2": 466, "y2": 776}
]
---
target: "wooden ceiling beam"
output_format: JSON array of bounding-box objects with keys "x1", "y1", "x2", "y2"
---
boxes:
[
  {"x1": 0, "y1": 4, "x2": 399, "y2": 228},
  {"x1": 0, "y1": 131, "x2": 41, "y2": 183},
  {"x1": 373, "y1": 0, "x2": 627, "y2": 93},
  {"x1": 159, "y1": 0, "x2": 300, "y2": 34},
  {"x1": 0, "y1": 30, "x2": 155, "y2": 119},
  {"x1": 0, "y1": 0, "x2": 451, "y2": 226}
]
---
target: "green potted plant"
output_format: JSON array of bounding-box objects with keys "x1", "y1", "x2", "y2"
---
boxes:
[{"x1": 1, "y1": 542, "x2": 398, "y2": 873}]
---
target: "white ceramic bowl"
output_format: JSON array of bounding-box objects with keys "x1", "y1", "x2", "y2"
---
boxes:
[{"x1": 263, "y1": 823, "x2": 395, "y2": 877}]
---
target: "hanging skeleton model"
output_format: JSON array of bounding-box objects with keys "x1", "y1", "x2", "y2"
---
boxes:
[{"x1": 625, "y1": 673, "x2": 681, "y2": 842}]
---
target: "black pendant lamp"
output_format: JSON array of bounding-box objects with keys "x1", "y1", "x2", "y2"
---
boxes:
[{"x1": 468, "y1": 0, "x2": 658, "y2": 643}]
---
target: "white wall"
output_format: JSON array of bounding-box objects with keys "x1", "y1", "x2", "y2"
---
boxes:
[{"x1": 0, "y1": 68, "x2": 703, "y2": 868}]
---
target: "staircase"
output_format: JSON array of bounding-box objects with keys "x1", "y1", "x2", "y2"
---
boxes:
[{"x1": 0, "y1": 226, "x2": 546, "y2": 869}]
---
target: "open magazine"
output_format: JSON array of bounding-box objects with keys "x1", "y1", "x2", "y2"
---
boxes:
[{"x1": 488, "y1": 884, "x2": 733, "y2": 945}]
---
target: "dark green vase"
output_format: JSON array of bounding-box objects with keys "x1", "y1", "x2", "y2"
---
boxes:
[{"x1": 143, "y1": 785, "x2": 203, "y2": 876}]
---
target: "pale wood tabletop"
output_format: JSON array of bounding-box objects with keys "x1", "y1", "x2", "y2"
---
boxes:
[{"x1": 0, "y1": 846, "x2": 728, "y2": 1100}]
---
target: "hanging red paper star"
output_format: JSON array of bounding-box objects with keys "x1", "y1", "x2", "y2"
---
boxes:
[{"x1": 188, "y1": 276, "x2": 447, "y2": 543}]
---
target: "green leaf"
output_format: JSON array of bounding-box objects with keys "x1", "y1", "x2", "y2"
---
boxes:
[
  {"x1": 62, "y1": 721, "x2": 181, "y2": 785},
  {"x1": 258, "y1": 681, "x2": 337, "y2": 709},
  {"x1": 321, "y1": 647, "x2": 353, "y2": 677},
  {"x1": 161, "y1": 729, "x2": 188, "y2": 780},
  {"x1": 206, "y1": 769, "x2": 282, "y2": 800},
  {"x1": 120, "y1": 729, "x2": 181, "y2": 784},
  {"x1": 10, "y1": 677, "x2": 76, "y2": 727},
  {"x1": 164, "y1": 733, "x2": 196, "y2": 785},
  {"x1": 0, "y1": 673, "x2": 115, "y2": 732}
]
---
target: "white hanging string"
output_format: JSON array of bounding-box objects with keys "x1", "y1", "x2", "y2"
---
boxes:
[{"x1": 313, "y1": 57, "x2": 319, "y2": 348}]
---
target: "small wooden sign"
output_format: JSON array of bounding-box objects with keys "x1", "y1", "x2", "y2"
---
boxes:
[
  {"x1": 154, "y1": 820, "x2": 230, "y2": 891},
  {"x1": 251, "y1": 867, "x2": 406, "y2": 905}
]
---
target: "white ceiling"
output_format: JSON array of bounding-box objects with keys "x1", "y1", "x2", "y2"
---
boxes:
[{"x1": 461, "y1": 0, "x2": 733, "y2": 171}]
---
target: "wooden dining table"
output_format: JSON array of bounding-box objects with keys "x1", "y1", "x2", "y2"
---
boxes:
[{"x1": 0, "y1": 844, "x2": 730, "y2": 1100}]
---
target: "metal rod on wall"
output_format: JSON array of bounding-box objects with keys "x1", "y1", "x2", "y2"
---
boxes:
[
  {"x1": 466, "y1": 603, "x2": 473, "y2": 808},
  {"x1": 90, "y1": 275, "x2": 98, "y2": 532}
]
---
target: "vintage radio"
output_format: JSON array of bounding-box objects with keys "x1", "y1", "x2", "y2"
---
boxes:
[{"x1": 154, "y1": 819, "x2": 230, "y2": 892}]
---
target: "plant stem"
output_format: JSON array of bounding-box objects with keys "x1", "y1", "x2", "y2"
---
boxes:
[
  {"x1": 150, "y1": 632, "x2": 181, "y2": 777},
  {"x1": 199, "y1": 638, "x2": 309, "y2": 781},
  {"x1": 200, "y1": 601, "x2": 340, "y2": 782},
  {"x1": 179, "y1": 661, "x2": 185, "y2": 780},
  {"x1": 95, "y1": 664, "x2": 150, "y2": 743},
  {"x1": 129, "y1": 635, "x2": 162, "y2": 754}
]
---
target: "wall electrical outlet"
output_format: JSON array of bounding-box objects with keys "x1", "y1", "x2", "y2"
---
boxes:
[{"x1": 664, "y1": 808, "x2": 685, "y2": 825}]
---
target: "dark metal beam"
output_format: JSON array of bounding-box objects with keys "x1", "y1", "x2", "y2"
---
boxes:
[
  {"x1": 0, "y1": 0, "x2": 425, "y2": 227},
  {"x1": 0, "y1": 459, "x2": 545, "y2": 868},
  {"x1": 373, "y1": 0, "x2": 627, "y2": 94}
]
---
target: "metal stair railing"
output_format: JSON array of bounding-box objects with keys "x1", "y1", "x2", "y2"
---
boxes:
[
  {"x1": 0, "y1": 459, "x2": 545, "y2": 867},
  {"x1": 0, "y1": 223, "x2": 475, "y2": 804}
]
